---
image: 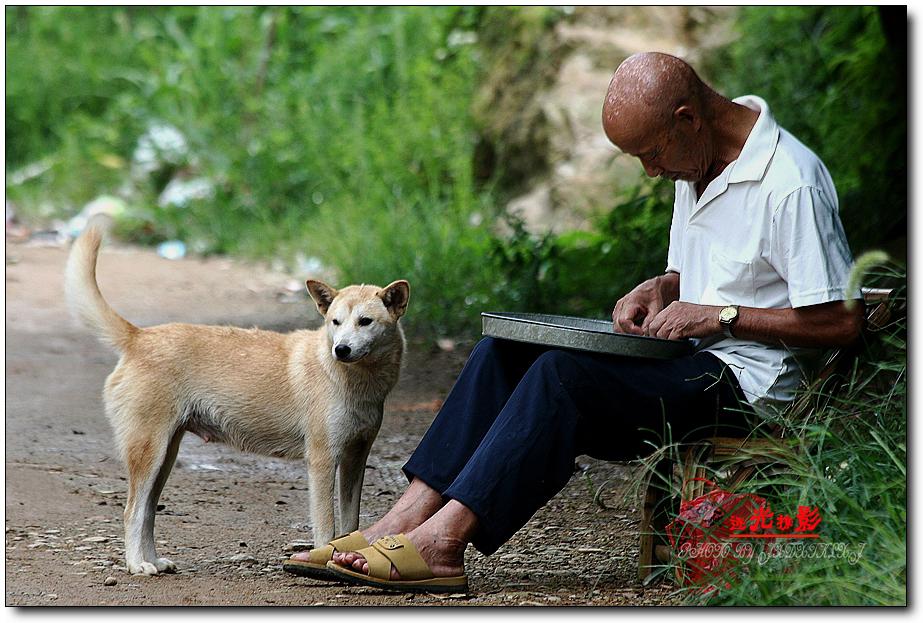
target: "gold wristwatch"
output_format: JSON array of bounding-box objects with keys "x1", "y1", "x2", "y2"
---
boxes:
[{"x1": 718, "y1": 305, "x2": 740, "y2": 338}]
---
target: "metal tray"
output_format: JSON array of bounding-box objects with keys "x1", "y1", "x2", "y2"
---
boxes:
[{"x1": 481, "y1": 312, "x2": 695, "y2": 360}]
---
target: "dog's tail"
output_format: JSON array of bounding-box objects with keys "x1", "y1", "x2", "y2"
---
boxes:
[{"x1": 64, "y1": 216, "x2": 138, "y2": 352}]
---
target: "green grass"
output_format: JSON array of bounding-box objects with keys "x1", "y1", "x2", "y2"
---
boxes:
[
  {"x1": 646, "y1": 265, "x2": 907, "y2": 606},
  {"x1": 5, "y1": 6, "x2": 674, "y2": 339},
  {"x1": 7, "y1": 6, "x2": 504, "y2": 336}
]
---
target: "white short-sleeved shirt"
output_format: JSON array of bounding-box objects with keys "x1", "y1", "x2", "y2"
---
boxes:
[{"x1": 666, "y1": 95, "x2": 859, "y2": 407}]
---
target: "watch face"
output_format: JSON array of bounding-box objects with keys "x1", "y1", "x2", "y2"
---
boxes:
[{"x1": 719, "y1": 306, "x2": 737, "y2": 323}]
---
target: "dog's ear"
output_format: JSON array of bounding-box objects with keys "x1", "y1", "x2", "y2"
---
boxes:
[
  {"x1": 378, "y1": 280, "x2": 410, "y2": 319},
  {"x1": 305, "y1": 279, "x2": 338, "y2": 316}
]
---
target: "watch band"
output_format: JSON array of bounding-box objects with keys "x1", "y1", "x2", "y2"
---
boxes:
[{"x1": 722, "y1": 320, "x2": 735, "y2": 339}]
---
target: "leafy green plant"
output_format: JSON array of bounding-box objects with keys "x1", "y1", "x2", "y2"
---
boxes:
[{"x1": 657, "y1": 264, "x2": 907, "y2": 606}]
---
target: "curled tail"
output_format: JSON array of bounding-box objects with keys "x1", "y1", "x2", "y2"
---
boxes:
[{"x1": 64, "y1": 217, "x2": 138, "y2": 351}]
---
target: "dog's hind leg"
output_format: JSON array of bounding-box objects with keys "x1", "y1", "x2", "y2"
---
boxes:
[
  {"x1": 337, "y1": 438, "x2": 374, "y2": 535},
  {"x1": 122, "y1": 422, "x2": 183, "y2": 575},
  {"x1": 145, "y1": 427, "x2": 184, "y2": 572}
]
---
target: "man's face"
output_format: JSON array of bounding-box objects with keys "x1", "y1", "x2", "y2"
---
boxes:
[{"x1": 604, "y1": 110, "x2": 709, "y2": 183}]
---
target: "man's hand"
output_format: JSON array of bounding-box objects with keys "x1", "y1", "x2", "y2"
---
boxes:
[
  {"x1": 647, "y1": 302, "x2": 723, "y2": 340},
  {"x1": 612, "y1": 272, "x2": 680, "y2": 335}
]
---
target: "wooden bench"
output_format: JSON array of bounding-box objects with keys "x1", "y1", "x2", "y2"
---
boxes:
[{"x1": 637, "y1": 287, "x2": 894, "y2": 583}]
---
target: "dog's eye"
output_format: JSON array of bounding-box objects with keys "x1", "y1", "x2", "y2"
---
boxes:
[
  {"x1": 332, "y1": 319, "x2": 341, "y2": 326},
  {"x1": 358, "y1": 317, "x2": 373, "y2": 327}
]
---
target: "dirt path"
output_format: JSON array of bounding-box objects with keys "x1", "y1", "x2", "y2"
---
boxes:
[{"x1": 4, "y1": 239, "x2": 678, "y2": 606}]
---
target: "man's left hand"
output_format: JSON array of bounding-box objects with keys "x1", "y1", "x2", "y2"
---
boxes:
[{"x1": 647, "y1": 302, "x2": 722, "y2": 340}]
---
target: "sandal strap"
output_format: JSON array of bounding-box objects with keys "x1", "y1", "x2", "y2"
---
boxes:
[
  {"x1": 307, "y1": 544, "x2": 334, "y2": 565},
  {"x1": 307, "y1": 531, "x2": 367, "y2": 565},
  {"x1": 369, "y1": 534, "x2": 433, "y2": 581},
  {"x1": 360, "y1": 542, "x2": 395, "y2": 580}
]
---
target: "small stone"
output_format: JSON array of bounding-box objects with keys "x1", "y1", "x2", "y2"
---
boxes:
[
  {"x1": 228, "y1": 553, "x2": 257, "y2": 563},
  {"x1": 436, "y1": 338, "x2": 456, "y2": 352},
  {"x1": 104, "y1": 576, "x2": 117, "y2": 586},
  {"x1": 285, "y1": 541, "x2": 313, "y2": 553},
  {"x1": 82, "y1": 536, "x2": 108, "y2": 543}
]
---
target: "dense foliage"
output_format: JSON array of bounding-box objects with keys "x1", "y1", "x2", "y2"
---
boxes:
[
  {"x1": 6, "y1": 6, "x2": 906, "y2": 338},
  {"x1": 7, "y1": 6, "x2": 496, "y2": 335},
  {"x1": 708, "y1": 5, "x2": 906, "y2": 255}
]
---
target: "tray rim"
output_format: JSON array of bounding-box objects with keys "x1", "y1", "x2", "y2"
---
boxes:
[{"x1": 480, "y1": 311, "x2": 695, "y2": 359}]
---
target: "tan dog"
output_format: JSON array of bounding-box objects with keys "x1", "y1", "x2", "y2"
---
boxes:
[{"x1": 64, "y1": 221, "x2": 409, "y2": 575}]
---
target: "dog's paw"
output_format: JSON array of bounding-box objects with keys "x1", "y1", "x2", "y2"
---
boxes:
[
  {"x1": 128, "y1": 561, "x2": 160, "y2": 576},
  {"x1": 154, "y1": 557, "x2": 177, "y2": 573}
]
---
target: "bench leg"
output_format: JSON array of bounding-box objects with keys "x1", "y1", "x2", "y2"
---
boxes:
[{"x1": 638, "y1": 457, "x2": 676, "y2": 583}]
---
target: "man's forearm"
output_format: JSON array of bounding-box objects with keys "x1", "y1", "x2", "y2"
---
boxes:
[
  {"x1": 647, "y1": 298, "x2": 864, "y2": 348},
  {"x1": 731, "y1": 302, "x2": 864, "y2": 348}
]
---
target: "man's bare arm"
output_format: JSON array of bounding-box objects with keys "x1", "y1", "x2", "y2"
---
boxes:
[{"x1": 647, "y1": 299, "x2": 864, "y2": 348}]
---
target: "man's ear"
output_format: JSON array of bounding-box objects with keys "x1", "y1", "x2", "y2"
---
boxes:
[
  {"x1": 379, "y1": 280, "x2": 410, "y2": 319},
  {"x1": 305, "y1": 280, "x2": 338, "y2": 316},
  {"x1": 673, "y1": 104, "x2": 699, "y2": 129}
]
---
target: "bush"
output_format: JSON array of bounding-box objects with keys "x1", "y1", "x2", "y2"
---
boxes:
[
  {"x1": 7, "y1": 6, "x2": 500, "y2": 337},
  {"x1": 487, "y1": 178, "x2": 673, "y2": 320},
  {"x1": 707, "y1": 6, "x2": 906, "y2": 255}
]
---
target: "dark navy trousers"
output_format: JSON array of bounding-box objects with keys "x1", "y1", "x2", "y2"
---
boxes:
[{"x1": 402, "y1": 337, "x2": 754, "y2": 555}]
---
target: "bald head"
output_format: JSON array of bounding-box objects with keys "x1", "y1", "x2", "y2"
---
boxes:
[
  {"x1": 602, "y1": 52, "x2": 710, "y2": 147},
  {"x1": 601, "y1": 52, "x2": 758, "y2": 185}
]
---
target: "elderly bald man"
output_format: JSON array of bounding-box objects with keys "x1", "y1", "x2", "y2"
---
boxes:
[{"x1": 285, "y1": 52, "x2": 862, "y2": 593}]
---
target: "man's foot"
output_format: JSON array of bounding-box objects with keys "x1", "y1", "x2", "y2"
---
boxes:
[
  {"x1": 333, "y1": 524, "x2": 466, "y2": 580},
  {"x1": 331, "y1": 500, "x2": 477, "y2": 580},
  {"x1": 290, "y1": 477, "x2": 442, "y2": 563}
]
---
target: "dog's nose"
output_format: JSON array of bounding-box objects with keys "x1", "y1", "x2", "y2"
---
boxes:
[{"x1": 334, "y1": 344, "x2": 352, "y2": 360}]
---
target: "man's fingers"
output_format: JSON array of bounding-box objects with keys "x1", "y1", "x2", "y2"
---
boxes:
[
  {"x1": 639, "y1": 307, "x2": 662, "y2": 335},
  {"x1": 611, "y1": 300, "x2": 624, "y2": 323},
  {"x1": 616, "y1": 317, "x2": 642, "y2": 334},
  {"x1": 647, "y1": 309, "x2": 664, "y2": 337},
  {"x1": 615, "y1": 303, "x2": 645, "y2": 334}
]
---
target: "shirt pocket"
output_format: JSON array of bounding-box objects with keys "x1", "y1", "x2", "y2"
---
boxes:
[{"x1": 705, "y1": 249, "x2": 756, "y2": 306}]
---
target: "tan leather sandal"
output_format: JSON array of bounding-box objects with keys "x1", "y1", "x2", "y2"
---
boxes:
[
  {"x1": 282, "y1": 531, "x2": 369, "y2": 580},
  {"x1": 325, "y1": 534, "x2": 468, "y2": 594}
]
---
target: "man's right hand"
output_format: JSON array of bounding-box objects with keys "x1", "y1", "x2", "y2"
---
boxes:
[{"x1": 611, "y1": 272, "x2": 680, "y2": 335}]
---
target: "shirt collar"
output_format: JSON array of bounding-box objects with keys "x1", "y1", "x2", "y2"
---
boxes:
[{"x1": 726, "y1": 95, "x2": 780, "y2": 184}]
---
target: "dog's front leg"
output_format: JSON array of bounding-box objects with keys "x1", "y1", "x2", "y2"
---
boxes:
[
  {"x1": 307, "y1": 450, "x2": 336, "y2": 547},
  {"x1": 337, "y1": 438, "x2": 374, "y2": 535}
]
